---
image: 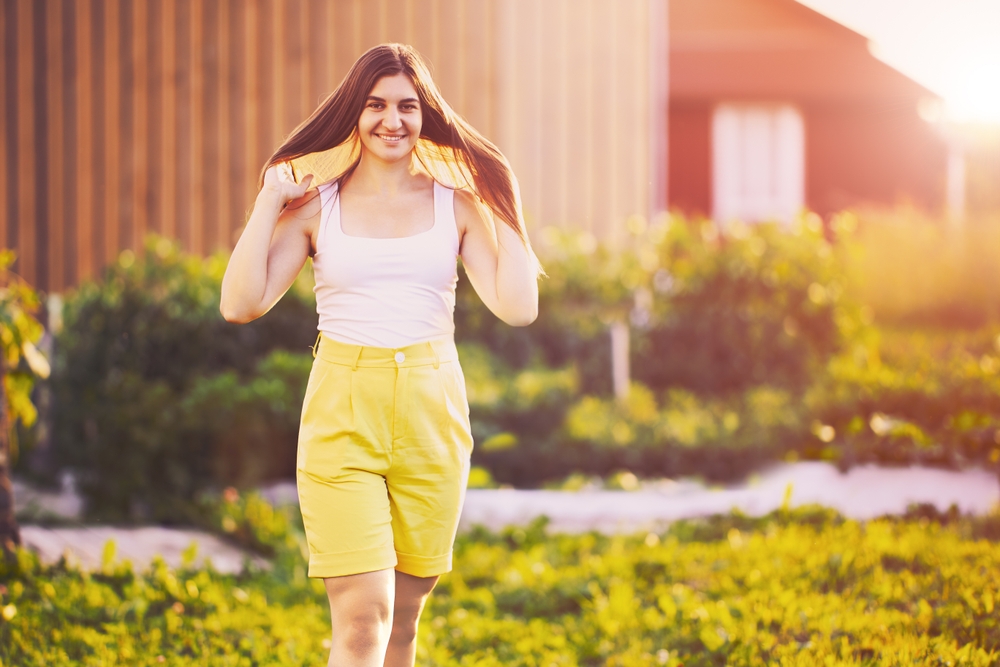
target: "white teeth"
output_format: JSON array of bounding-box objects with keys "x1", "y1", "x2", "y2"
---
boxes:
[{"x1": 378, "y1": 134, "x2": 404, "y2": 141}]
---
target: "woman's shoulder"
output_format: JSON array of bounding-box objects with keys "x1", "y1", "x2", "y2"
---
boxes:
[
  {"x1": 277, "y1": 186, "x2": 324, "y2": 248},
  {"x1": 453, "y1": 187, "x2": 487, "y2": 226}
]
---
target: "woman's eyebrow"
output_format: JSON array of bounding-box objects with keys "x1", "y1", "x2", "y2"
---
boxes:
[{"x1": 365, "y1": 95, "x2": 420, "y2": 104}]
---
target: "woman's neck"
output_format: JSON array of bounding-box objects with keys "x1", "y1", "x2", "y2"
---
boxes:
[{"x1": 348, "y1": 152, "x2": 423, "y2": 196}]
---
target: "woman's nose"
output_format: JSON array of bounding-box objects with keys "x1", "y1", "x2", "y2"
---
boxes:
[{"x1": 382, "y1": 107, "x2": 402, "y2": 130}]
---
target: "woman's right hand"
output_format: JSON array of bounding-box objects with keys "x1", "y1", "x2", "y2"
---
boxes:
[
  {"x1": 221, "y1": 162, "x2": 319, "y2": 323},
  {"x1": 261, "y1": 162, "x2": 314, "y2": 207}
]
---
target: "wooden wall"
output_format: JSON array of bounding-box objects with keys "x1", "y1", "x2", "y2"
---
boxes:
[{"x1": 1, "y1": 0, "x2": 664, "y2": 293}]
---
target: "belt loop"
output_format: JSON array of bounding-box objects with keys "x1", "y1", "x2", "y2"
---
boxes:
[
  {"x1": 311, "y1": 332, "x2": 322, "y2": 359},
  {"x1": 431, "y1": 341, "x2": 440, "y2": 370},
  {"x1": 351, "y1": 345, "x2": 363, "y2": 371}
]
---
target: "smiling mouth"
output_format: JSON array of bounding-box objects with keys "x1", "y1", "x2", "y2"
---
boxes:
[{"x1": 376, "y1": 134, "x2": 407, "y2": 142}]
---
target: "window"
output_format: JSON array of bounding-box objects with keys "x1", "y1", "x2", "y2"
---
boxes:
[{"x1": 712, "y1": 104, "x2": 805, "y2": 224}]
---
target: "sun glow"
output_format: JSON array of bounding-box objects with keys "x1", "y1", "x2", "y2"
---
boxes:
[
  {"x1": 797, "y1": 0, "x2": 1000, "y2": 124},
  {"x1": 940, "y1": 57, "x2": 1000, "y2": 123}
]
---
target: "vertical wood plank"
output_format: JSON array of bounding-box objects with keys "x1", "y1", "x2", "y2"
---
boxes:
[
  {"x1": 409, "y1": 0, "x2": 435, "y2": 75},
  {"x1": 30, "y1": 0, "x2": 49, "y2": 289},
  {"x1": 0, "y1": 0, "x2": 8, "y2": 255},
  {"x1": 61, "y1": 0, "x2": 78, "y2": 286},
  {"x1": 463, "y1": 0, "x2": 490, "y2": 137},
  {"x1": 607, "y1": 0, "x2": 621, "y2": 243},
  {"x1": 116, "y1": 0, "x2": 133, "y2": 253},
  {"x1": 435, "y1": 0, "x2": 461, "y2": 108},
  {"x1": 46, "y1": 0, "x2": 65, "y2": 290},
  {"x1": 385, "y1": 0, "x2": 406, "y2": 42},
  {"x1": 144, "y1": 0, "x2": 161, "y2": 240},
  {"x1": 350, "y1": 0, "x2": 363, "y2": 66},
  {"x1": 557, "y1": 0, "x2": 569, "y2": 228},
  {"x1": 16, "y1": 0, "x2": 36, "y2": 282},
  {"x1": 514, "y1": 1, "x2": 541, "y2": 227},
  {"x1": 648, "y1": 0, "x2": 668, "y2": 218},
  {"x1": 204, "y1": 0, "x2": 221, "y2": 252},
  {"x1": 189, "y1": 0, "x2": 206, "y2": 255},
  {"x1": 0, "y1": 1, "x2": 10, "y2": 258},
  {"x1": 131, "y1": 0, "x2": 149, "y2": 253},
  {"x1": 284, "y1": 0, "x2": 308, "y2": 135},
  {"x1": 404, "y1": 0, "x2": 416, "y2": 46},
  {"x1": 160, "y1": 0, "x2": 178, "y2": 241},
  {"x1": 75, "y1": 0, "x2": 94, "y2": 279},
  {"x1": 537, "y1": 0, "x2": 563, "y2": 229},
  {"x1": 357, "y1": 0, "x2": 382, "y2": 53},
  {"x1": 174, "y1": 0, "x2": 191, "y2": 250},
  {"x1": 242, "y1": 0, "x2": 260, "y2": 214},
  {"x1": 307, "y1": 0, "x2": 327, "y2": 105},
  {"x1": 103, "y1": 0, "x2": 121, "y2": 267},
  {"x1": 267, "y1": 0, "x2": 284, "y2": 154},
  {"x1": 562, "y1": 0, "x2": 589, "y2": 230},
  {"x1": 216, "y1": 0, "x2": 232, "y2": 250},
  {"x1": 0, "y1": 0, "x2": 10, "y2": 258},
  {"x1": 227, "y1": 0, "x2": 247, "y2": 244},
  {"x1": 377, "y1": 0, "x2": 388, "y2": 42}
]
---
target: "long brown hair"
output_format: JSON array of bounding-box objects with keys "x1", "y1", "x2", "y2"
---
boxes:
[{"x1": 261, "y1": 43, "x2": 527, "y2": 243}]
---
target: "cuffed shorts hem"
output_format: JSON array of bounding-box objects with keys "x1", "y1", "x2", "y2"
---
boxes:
[
  {"x1": 307, "y1": 542, "x2": 398, "y2": 579},
  {"x1": 395, "y1": 550, "x2": 453, "y2": 578}
]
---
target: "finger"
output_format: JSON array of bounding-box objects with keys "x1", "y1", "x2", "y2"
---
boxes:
[{"x1": 300, "y1": 174, "x2": 315, "y2": 190}]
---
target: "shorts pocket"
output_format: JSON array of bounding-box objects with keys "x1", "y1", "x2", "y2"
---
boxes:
[
  {"x1": 297, "y1": 362, "x2": 354, "y2": 474},
  {"x1": 440, "y1": 361, "x2": 473, "y2": 450}
]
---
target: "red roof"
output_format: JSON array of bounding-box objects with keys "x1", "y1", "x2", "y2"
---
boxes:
[{"x1": 670, "y1": 0, "x2": 939, "y2": 103}]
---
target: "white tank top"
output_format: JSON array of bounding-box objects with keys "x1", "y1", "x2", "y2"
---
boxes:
[{"x1": 312, "y1": 180, "x2": 460, "y2": 348}]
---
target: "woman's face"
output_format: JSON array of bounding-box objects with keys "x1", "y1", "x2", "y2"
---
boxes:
[{"x1": 357, "y1": 73, "x2": 423, "y2": 162}]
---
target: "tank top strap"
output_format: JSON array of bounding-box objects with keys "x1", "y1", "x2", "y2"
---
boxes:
[
  {"x1": 433, "y1": 181, "x2": 459, "y2": 250},
  {"x1": 315, "y1": 180, "x2": 340, "y2": 252}
]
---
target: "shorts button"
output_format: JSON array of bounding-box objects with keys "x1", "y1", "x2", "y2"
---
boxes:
[{"x1": 394, "y1": 351, "x2": 405, "y2": 363}]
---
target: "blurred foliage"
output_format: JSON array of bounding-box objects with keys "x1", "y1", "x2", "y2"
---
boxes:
[
  {"x1": 48, "y1": 237, "x2": 317, "y2": 522},
  {"x1": 34, "y1": 210, "x2": 1000, "y2": 509},
  {"x1": 3, "y1": 496, "x2": 1000, "y2": 665},
  {"x1": 0, "y1": 250, "x2": 50, "y2": 465},
  {"x1": 850, "y1": 207, "x2": 1000, "y2": 328}
]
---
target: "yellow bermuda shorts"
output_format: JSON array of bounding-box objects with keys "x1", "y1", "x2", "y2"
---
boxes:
[{"x1": 296, "y1": 332, "x2": 474, "y2": 579}]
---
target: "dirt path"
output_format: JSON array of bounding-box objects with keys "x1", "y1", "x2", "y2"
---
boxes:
[{"x1": 15, "y1": 461, "x2": 999, "y2": 573}]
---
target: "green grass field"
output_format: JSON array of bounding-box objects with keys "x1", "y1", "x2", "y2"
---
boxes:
[{"x1": 3, "y1": 502, "x2": 999, "y2": 666}]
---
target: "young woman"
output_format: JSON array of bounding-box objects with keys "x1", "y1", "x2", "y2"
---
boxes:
[{"x1": 220, "y1": 44, "x2": 540, "y2": 667}]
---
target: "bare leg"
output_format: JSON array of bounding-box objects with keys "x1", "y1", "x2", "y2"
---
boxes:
[
  {"x1": 324, "y1": 569, "x2": 395, "y2": 667},
  {"x1": 383, "y1": 571, "x2": 439, "y2": 667}
]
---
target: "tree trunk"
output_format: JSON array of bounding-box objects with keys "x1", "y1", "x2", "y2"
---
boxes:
[{"x1": 0, "y1": 353, "x2": 21, "y2": 558}]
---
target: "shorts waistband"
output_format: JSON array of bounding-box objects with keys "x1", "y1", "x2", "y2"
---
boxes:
[{"x1": 312, "y1": 332, "x2": 458, "y2": 369}]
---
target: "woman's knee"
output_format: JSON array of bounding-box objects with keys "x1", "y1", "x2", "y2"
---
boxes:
[
  {"x1": 342, "y1": 605, "x2": 392, "y2": 655},
  {"x1": 389, "y1": 600, "x2": 423, "y2": 644},
  {"x1": 389, "y1": 573, "x2": 438, "y2": 644},
  {"x1": 324, "y1": 570, "x2": 395, "y2": 655}
]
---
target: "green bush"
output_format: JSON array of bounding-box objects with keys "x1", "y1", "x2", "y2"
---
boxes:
[
  {"x1": 43, "y1": 213, "x2": 1000, "y2": 503},
  {"x1": 805, "y1": 327, "x2": 1000, "y2": 471},
  {"x1": 3, "y1": 501, "x2": 999, "y2": 666},
  {"x1": 50, "y1": 237, "x2": 317, "y2": 522}
]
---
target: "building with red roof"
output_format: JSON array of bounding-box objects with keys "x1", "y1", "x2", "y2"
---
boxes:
[{"x1": 668, "y1": 0, "x2": 949, "y2": 222}]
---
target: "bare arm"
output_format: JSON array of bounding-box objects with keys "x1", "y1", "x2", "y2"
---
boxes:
[
  {"x1": 220, "y1": 164, "x2": 318, "y2": 323},
  {"x1": 457, "y1": 184, "x2": 540, "y2": 326}
]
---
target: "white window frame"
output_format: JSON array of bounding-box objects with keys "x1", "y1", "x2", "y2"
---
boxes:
[{"x1": 712, "y1": 103, "x2": 805, "y2": 224}]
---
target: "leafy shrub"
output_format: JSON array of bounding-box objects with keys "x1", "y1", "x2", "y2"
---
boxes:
[
  {"x1": 50, "y1": 237, "x2": 317, "y2": 522},
  {"x1": 3, "y1": 502, "x2": 1000, "y2": 666},
  {"x1": 632, "y1": 214, "x2": 857, "y2": 394},
  {"x1": 0, "y1": 250, "x2": 49, "y2": 464},
  {"x1": 805, "y1": 327, "x2": 1000, "y2": 472}
]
